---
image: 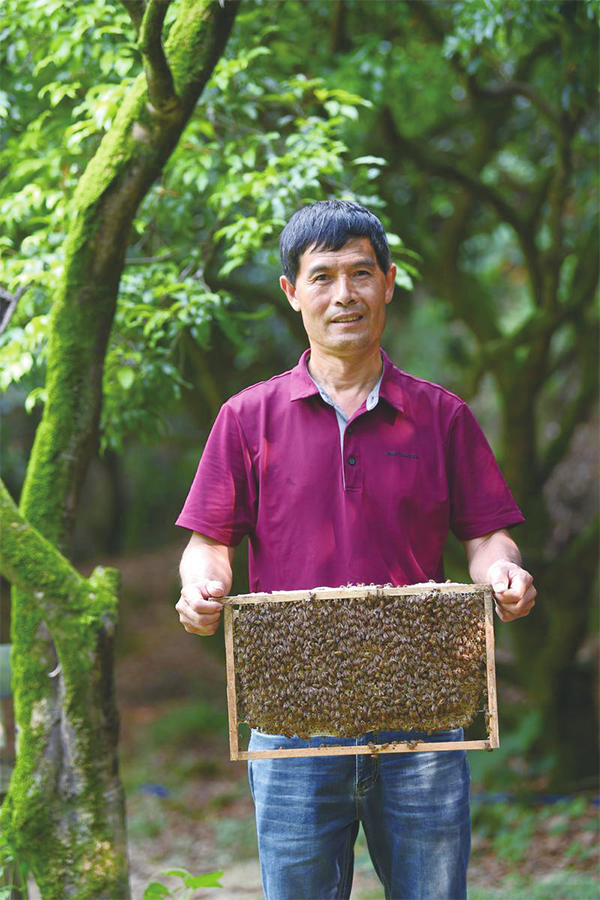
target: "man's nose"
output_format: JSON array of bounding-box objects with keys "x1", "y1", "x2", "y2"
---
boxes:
[{"x1": 333, "y1": 275, "x2": 355, "y2": 304}]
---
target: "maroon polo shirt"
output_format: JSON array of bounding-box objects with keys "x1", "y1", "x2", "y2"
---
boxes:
[{"x1": 176, "y1": 350, "x2": 524, "y2": 592}]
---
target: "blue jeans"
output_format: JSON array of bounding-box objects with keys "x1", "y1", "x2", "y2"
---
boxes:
[{"x1": 248, "y1": 729, "x2": 471, "y2": 900}]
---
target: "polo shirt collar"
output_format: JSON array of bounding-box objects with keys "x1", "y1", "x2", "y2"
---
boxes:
[
  {"x1": 379, "y1": 349, "x2": 405, "y2": 413},
  {"x1": 290, "y1": 349, "x2": 320, "y2": 400},
  {"x1": 290, "y1": 348, "x2": 404, "y2": 413}
]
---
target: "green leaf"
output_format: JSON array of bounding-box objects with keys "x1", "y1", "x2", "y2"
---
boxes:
[
  {"x1": 352, "y1": 156, "x2": 388, "y2": 166},
  {"x1": 117, "y1": 367, "x2": 134, "y2": 389},
  {"x1": 339, "y1": 104, "x2": 359, "y2": 120},
  {"x1": 143, "y1": 882, "x2": 170, "y2": 900},
  {"x1": 25, "y1": 387, "x2": 47, "y2": 413},
  {"x1": 394, "y1": 269, "x2": 414, "y2": 291},
  {"x1": 184, "y1": 870, "x2": 224, "y2": 888}
]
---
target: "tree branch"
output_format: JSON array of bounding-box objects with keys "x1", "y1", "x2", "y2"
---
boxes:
[
  {"x1": 563, "y1": 513, "x2": 600, "y2": 571},
  {"x1": 0, "y1": 284, "x2": 30, "y2": 335},
  {"x1": 381, "y1": 106, "x2": 544, "y2": 306},
  {"x1": 568, "y1": 223, "x2": 600, "y2": 312},
  {"x1": 381, "y1": 110, "x2": 519, "y2": 230},
  {"x1": 212, "y1": 272, "x2": 308, "y2": 347},
  {"x1": 139, "y1": 0, "x2": 180, "y2": 115},
  {"x1": 330, "y1": 0, "x2": 350, "y2": 54},
  {"x1": 0, "y1": 479, "x2": 117, "y2": 634},
  {"x1": 525, "y1": 169, "x2": 553, "y2": 232},
  {"x1": 409, "y1": 1, "x2": 558, "y2": 107},
  {"x1": 121, "y1": 0, "x2": 146, "y2": 34},
  {"x1": 409, "y1": 0, "x2": 479, "y2": 96},
  {"x1": 538, "y1": 330, "x2": 598, "y2": 487},
  {"x1": 540, "y1": 114, "x2": 587, "y2": 313},
  {"x1": 482, "y1": 81, "x2": 563, "y2": 138}
]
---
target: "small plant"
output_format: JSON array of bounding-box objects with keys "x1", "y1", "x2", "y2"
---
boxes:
[
  {"x1": 0, "y1": 834, "x2": 30, "y2": 900},
  {"x1": 144, "y1": 867, "x2": 223, "y2": 900}
]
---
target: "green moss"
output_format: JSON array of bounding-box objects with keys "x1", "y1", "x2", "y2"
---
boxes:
[
  {"x1": 1, "y1": 485, "x2": 126, "y2": 897},
  {"x1": 2, "y1": 1, "x2": 240, "y2": 894},
  {"x1": 71, "y1": 72, "x2": 148, "y2": 212},
  {"x1": 168, "y1": 0, "x2": 239, "y2": 110},
  {"x1": 4, "y1": 578, "x2": 127, "y2": 897}
]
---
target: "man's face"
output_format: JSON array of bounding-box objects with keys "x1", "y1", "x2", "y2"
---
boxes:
[{"x1": 280, "y1": 237, "x2": 396, "y2": 358}]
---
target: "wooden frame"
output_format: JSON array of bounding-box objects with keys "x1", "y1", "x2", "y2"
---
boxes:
[{"x1": 222, "y1": 583, "x2": 499, "y2": 760}]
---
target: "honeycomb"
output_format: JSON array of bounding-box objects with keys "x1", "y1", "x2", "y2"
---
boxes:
[{"x1": 232, "y1": 588, "x2": 487, "y2": 739}]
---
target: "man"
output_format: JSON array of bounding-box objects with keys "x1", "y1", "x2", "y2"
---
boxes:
[{"x1": 175, "y1": 200, "x2": 536, "y2": 900}]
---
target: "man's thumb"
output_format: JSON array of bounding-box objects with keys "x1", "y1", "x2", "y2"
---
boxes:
[
  {"x1": 207, "y1": 580, "x2": 225, "y2": 596},
  {"x1": 489, "y1": 562, "x2": 509, "y2": 593}
]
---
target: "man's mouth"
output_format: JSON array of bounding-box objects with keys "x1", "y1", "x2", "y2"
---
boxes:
[{"x1": 331, "y1": 314, "x2": 363, "y2": 323}]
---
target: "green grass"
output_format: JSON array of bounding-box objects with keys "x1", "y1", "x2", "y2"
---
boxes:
[
  {"x1": 471, "y1": 796, "x2": 597, "y2": 865},
  {"x1": 468, "y1": 871, "x2": 600, "y2": 900},
  {"x1": 472, "y1": 801, "x2": 535, "y2": 863},
  {"x1": 127, "y1": 795, "x2": 165, "y2": 839},
  {"x1": 148, "y1": 699, "x2": 229, "y2": 747},
  {"x1": 213, "y1": 815, "x2": 258, "y2": 863}
]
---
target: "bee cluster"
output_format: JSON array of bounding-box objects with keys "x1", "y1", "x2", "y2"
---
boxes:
[{"x1": 233, "y1": 589, "x2": 487, "y2": 739}]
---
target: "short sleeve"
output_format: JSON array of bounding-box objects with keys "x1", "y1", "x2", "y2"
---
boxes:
[
  {"x1": 175, "y1": 402, "x2": 257, "y2": 546},
  {"x1": 447, "y1": 403, "x2": 525, "y2": 541}
]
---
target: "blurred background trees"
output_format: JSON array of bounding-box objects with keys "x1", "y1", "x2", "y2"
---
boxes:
[{"x1": 1, "y1": 2, "x2": 598, "y2": 853}]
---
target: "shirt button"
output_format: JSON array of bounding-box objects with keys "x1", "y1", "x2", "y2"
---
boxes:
[
  {"x1": 347, "y1": 426, "x2": 353, "y2": 434},
  {"x1": 348, "y1": 456, "x2": 356, "y2": 466}
]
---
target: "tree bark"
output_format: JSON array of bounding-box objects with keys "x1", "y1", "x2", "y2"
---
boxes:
[
  {"x1": 1, "y1": 480, "x2": 126, "y2": 898},
  {"x1": 3, "y1": 2, "x2": 239, "y2": 896}
]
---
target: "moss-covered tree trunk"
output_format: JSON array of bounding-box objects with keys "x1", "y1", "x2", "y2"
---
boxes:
[
  {"x1": 0, "y1": 482, "x2": 125, "y2": 897},
  {"x1": 0, "y1": 2, "x2": 239, "y2": 897}
]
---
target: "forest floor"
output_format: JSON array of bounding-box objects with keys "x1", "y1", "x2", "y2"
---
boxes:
[{"x1": 27, "y1": 544, "x2": 599, "y2": 899}]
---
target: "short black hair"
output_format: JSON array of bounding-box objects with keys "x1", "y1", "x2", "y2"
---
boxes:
[{"x1": 279, "y1": 199, "x2": 392, "y2": 284}]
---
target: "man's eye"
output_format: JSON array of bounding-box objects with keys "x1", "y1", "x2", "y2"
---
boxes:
[{"x1": 354, "y1": 270, "x2": 370, "y2": 277}]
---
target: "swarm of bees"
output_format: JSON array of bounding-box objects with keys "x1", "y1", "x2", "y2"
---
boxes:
[{"x1": 233, "y1": 589, "x2": 487, "y2": 739}]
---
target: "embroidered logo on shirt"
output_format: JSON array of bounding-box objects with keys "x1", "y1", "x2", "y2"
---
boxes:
[{"x1": 386, "y1": 451, "x2": 420, "y2": 459}]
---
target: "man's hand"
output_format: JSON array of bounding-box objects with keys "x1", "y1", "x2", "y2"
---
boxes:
[
  {"x1": 177, "y1": 532, "x2": 233, "y2": 636},
  {"x1": 176, "y1": 580, "x2": 226, "y2": 635},
  {"x1": 462, "y1": 528, "x2": 536, "y2": 623},
  {"x1": 487, "y1": 558, "x2": 536, "y2": 623}
]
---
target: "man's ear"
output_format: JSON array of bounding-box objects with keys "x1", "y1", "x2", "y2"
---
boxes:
[
  {"x1": 280, "y1": 275, "x2": 300, "y2": 312},
  {"x1": 384, "y1": 263, "x2": 396, "y2": 305}
]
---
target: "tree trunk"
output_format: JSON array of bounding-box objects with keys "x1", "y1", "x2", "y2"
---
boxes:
[
  {"x1": 1, "y1": 481, "x2": 126, "y2": 898},
  {"x1": 510, "y1": 515, "x2": 600, "y2": 788},
  {"x1": 2, "y1": 2, "x2": 239, "y2": 896}
]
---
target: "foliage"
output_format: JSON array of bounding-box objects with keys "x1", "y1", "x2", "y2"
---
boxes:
[
  {"x1": 468, "y1": 709, "x2": 546, "y2": 791},
  {"x1": 1, "y1": 2, "x2": 243, "y2": 896},
  {"x1": 148, "y1": 699, "x2": 229, "y2": 747},
  {"x1": 0, "y1": 832, "x2": 30, "y2": 900},
  {"x1": 144, "y1": 867, "x2": 223, "y2": 900},
  {"x1": 0, "y1": 0, "x2": 415, "y2": 453},
  {"x1": 472, "y1": 793, "x2": 599, "y2": 868}
]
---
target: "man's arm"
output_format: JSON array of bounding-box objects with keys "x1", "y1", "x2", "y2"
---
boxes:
[
  {"x1": 462, "y1": 528, "x2": 536, "y2": 623},
  {"x1": 176, "y1": 532, "x2": 234, "y2": 635}
]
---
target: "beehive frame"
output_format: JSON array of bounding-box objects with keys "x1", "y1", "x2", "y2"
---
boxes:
[{"x1": 222, "y1": 583, "x2": 499, "y2": 760}]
